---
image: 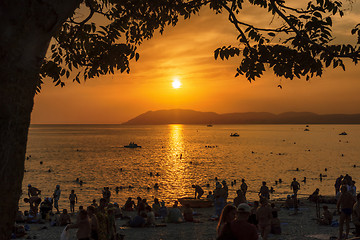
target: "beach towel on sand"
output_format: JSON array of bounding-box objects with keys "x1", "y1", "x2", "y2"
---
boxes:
[{"x1": 60, "y1": 227, "x2": 69, "y2": 240}]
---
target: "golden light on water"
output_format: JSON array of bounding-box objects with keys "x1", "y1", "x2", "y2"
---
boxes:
[
  {"x1": 169, "y1": 124, "x2": 184, "y2": 155},
  {"x1": 165, "y1": 124, "x2": 187, "y2": 198}
]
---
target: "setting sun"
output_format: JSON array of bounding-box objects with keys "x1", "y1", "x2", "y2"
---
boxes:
[{"x1": 172, "y1": 78, "x2": 182, "y2": 89}]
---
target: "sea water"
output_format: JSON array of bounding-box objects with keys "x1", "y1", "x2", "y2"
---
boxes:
[{"x1": 20, "y1": 124, "x2": 360, "y2": 211}]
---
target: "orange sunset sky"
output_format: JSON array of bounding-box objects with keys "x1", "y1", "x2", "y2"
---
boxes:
[{"x1": 31, "y1": 2, "x2": 360, "y2": 124}]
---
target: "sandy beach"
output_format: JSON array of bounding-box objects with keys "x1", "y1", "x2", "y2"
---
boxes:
[{"x1": 17, "y1": 197, "x2": 348, "y2": 240}]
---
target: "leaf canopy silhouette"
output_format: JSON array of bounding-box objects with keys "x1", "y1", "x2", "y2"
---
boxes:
[{"x1": 41, "y1": 0, "x2": 360, "y2": 90}]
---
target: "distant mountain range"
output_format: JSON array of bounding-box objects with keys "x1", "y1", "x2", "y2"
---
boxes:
[{"x1": 122, "y1": 109, "x2": 360, "y2": 125}]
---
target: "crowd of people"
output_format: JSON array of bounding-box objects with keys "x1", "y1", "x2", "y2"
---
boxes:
[
  {"x1": 14, "y1": 173, "x2": 360, "y2": 240},
  {"x1": 216, "y1": 189, "x2": 281, "y2": 240}
]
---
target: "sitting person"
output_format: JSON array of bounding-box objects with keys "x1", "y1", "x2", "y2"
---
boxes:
[
  {"x1": 207, "y1": 191, "x2": 214, "y2": 201},
  {"x1": 12, "y1": 224, "x2": 26, "y2": 239},
  {"x1": 113, "y1": 203, "x2": 123, "y2": 219},
  {"x1": 183, "y1": 204, "x2": 194, "y2": 222},
  {"x1": 124, "y1": 197, "x2": 135, "y2": 211},
  {"x1": 15, "y1": 209, "x2": 25, "y2": 223},
  {"x1": 309, "y1": 188, "x2": 320, "y2": 202},
  {"x1": 128, "y1": 213, "x2": 146, "y2": 227},
  {"x1": 25, "y1": 210, "x2": 40, "y2": 223},
  {"x1": 285, "y1": 195, "x2": 294, "y2": 209},
  {"x1": 146, "y1": 206, "x2": 156, "y2": 226},
  {"x1": 167, "y1": 201, "x2": 184, "y2": 223},
  {"x1": 40, "y1": 197, "x2": 53, "y2": 219},
  {"x1": 58, "y1": 209, "x2": 71, "y2": 226},
  {"x1": 317, "y1": 205, "x2": 333, "y2": 225}
]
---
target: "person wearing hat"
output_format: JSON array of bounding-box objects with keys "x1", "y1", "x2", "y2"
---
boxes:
[
  {"x1": 53, "y1": 185, "x2": 61, "y2": 214},
  {"x1": 231, "y1": 203, "x2": 258, "y2": 240}
]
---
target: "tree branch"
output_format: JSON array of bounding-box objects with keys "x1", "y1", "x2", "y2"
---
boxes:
[
  {"x1": 68, "y1": 2, "x2": 94, "y2": 25},
  {"x1": 277, "y1": 2, "x2": 314, "y2": 14},
  {"x1": 221, "y1": 3, "x2": 252, "y2": 50}
]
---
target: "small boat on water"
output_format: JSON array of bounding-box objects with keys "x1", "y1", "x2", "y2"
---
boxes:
[
  {"x1": 230, "y1": 133, "x2": 239, "y2": 137},
  {"x1": 207, "y1": 124, "x2": 213, "y2": 127},
  {"x1": 178, "y1": 197, "x2": 213, "y2": 208},
  {"x1": 124, "y1": 142, "x2": 141, "y2": 148},
  {"x1": 339, "y1": 132, "x2": 348, "y2": 135},
  {"x1": 304, "y1": 128, "x2": 310, "y2": 131}
]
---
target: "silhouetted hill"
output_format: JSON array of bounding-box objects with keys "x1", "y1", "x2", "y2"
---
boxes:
[{"x1": 122, "y1": 109, "x2": 360, "y2": 125}]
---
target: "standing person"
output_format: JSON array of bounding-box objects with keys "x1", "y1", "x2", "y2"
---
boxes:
[
  {"x1": 348, "y1": 181, "x2": 357, "y2": 197},
  {"x1": 256, "y1": 198, "x2": 272, "y2": 240},
  {"x1": 259, "y1": 181, "x2": 270, "y2": 200},
  {"x1": 335, "y1": 175, "x2": 344, "y2": 195},
  {"x1": 222, "y1": 180, "x2": 229, "y2": 203},
  {"x1": 241, "y1": 179, "x2": 248, "y2": 198},
  {"x1": 248, "y1": 201, "x2": 259, "y2": 226},
  {"x1": 192, "y1": 184, "x2": 204, "y2": 199},
  {"x1": 102, "y1": 187, "x2": 111, "y2": 204},
  {"x1": 96, "y1": 198, "x2": 109, "y2": 240},
  {"x1": 87, "y1": 206, "x2": 99, "y2": 240},
  {"x1": 66, "y1": 209, "x2": 91, "y2": 240},
  {"x1": 352, "y1": 193, "x2": 360, "y2": 237},
  {"x1": 290, "y1": 178, "x2": 300, "y2": 197},
  {"x1": 214, "y1": 182, "x2": 226, "y2": 218},
  {"x1": 28, "y1": 184, "x2": 41, "y2": 197},
  {"x1": 152, "y1": 198, "x2": 161, "y2": 217},
  {"x1": 231, "y1": 203, "x2": 258, "y2": 240},
  {"x1": 216, "y1": 204, "x2": 237, "y2": 240},
  {"x1": 337, "y1": 185, "x2": 356, "y2": 239},
  {"x1": 159, "y1": 201, "x2": 168, "y2": 219},
  {"x1": 24, "y1": 196, "x2": 41, "y2": 216},
  {"x1": 233, "y1": 190, "x2": 246, "y2": 208},
  {"x1": 53, "y1": 185, "x2": 61, "y2": 214},
  {"x1": 69, "y1": 190, "x2": 78, "y2": 213}
]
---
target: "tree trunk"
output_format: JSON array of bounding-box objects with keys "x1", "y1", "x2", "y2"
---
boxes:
[{"x1": 0, "y1": 1, "x2": 81, "y2": 238}]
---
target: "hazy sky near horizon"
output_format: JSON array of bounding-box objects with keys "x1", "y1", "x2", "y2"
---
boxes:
[{"x1": 31, "y1": 2, "x2": 360, "y2": 124}]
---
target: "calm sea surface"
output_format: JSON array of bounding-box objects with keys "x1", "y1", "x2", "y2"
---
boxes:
[{"x1": 20, "y1": 124, "x2": 360, "y2": 211}]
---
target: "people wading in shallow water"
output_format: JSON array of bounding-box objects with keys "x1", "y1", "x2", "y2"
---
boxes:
[
  {"x1": 69, "y1": 190, "x2": 78, "y2": 213},
  {"x1": 240, "y1": 179, "x2": 248, "y2": 198},
  {"x1": 290, "y1": 178, "x2": 300, "y2": 197},
  {"x1": 53, "y1": 185, "x2": 61, "y2": 214},
  {"x1": 259, "y1": 181, "x2": 270, "y2": 200}
]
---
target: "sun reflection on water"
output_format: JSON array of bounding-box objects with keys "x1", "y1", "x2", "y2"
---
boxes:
[{"x1": 162, "y1": 124, "x2": 188, "y2": 199}]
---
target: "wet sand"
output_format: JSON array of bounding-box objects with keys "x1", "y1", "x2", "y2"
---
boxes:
[{"x1": 18, "y1": 197, "x2": 349, "y2": 240}]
